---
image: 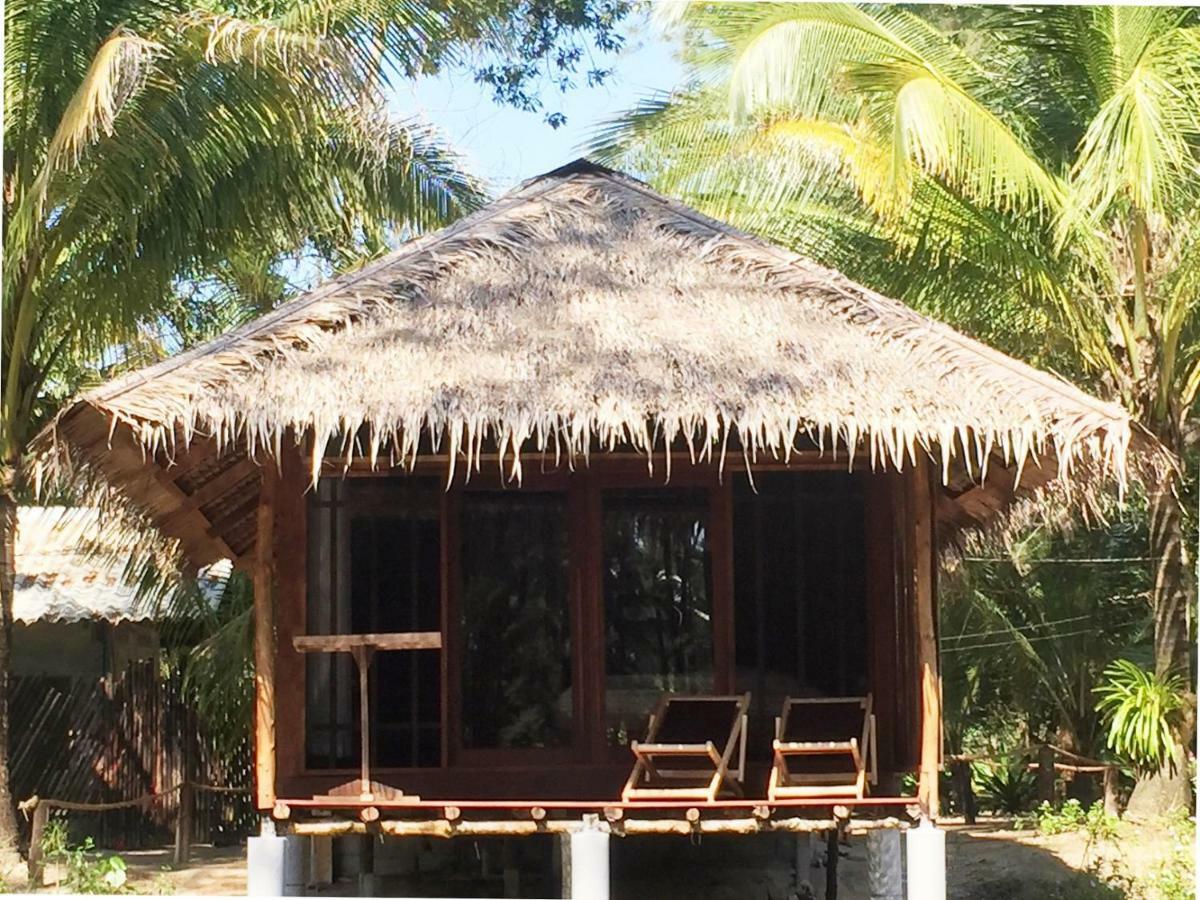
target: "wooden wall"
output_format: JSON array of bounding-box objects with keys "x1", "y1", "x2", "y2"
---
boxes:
[{"x1": 262, "y1": 452, "x2": 938, "y2": 806}]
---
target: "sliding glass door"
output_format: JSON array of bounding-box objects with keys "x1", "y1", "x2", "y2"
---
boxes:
[{"x1": 601, "y1": 488, "x2": 715, "y2": 748}]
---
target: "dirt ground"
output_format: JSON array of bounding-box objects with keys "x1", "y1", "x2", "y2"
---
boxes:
[
  {"x1": 944, "y1": 817, "x2": 1186, "y2": 900},
  {"x1": 24, "y1": 817, "x2": 1191, "y2": 897}
]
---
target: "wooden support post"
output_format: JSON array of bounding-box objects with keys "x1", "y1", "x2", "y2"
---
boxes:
[
  {"x1": 1037, "y1": 745, "x2": 1056, "y2": 805},
  {"x1": 825, "y1": 828, "x2": 840, "y2": 900},
  {"x1": 254, "y1": 465, "x2": 278, "y2": 812},
  {"x1": 1103, "y1": 766, "x2": 1119, "y2": 817},
  {"x1": 173, "y1": 782, "x2": 194, "y2": 867},
  {"x1": 952, "y1": 759, "x2": 976, "y2": 825},
  {"x1": 911, "y1": 459, "x2": 941, "y2": 819},
  {"x1": 27, "y1": 801, "x2": 49, "y2": 887}
]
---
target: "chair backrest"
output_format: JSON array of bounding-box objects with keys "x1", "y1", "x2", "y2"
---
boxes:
[
  {"x1": 653, "y1": 696, "x2": 748, "y2": 745},
  {"x1": 779, "y1": 696, "x2": 870, "y2": 744}
]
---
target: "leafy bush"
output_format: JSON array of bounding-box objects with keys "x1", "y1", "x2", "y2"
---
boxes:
[
  {"x1": 1095, "y1": 660, "x2": 1185, "y2": 773},
  {"x1": 39, "y1": 820, "x2": 130, "y2": 894},
  {"x1": 976, "y1": 757, "x2": 1037, "y2": 814}
]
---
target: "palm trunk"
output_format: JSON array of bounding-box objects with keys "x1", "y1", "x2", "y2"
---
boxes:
[
  {"x1": 0, "y1": 461, "x2": 23, "y2": 874},
  {"x1": 1148, "y1": 471, "x2": 1191, "y2": 680},
  {"x1": 1126, "y1": 467, "x2": 1194, "y2": 818}
]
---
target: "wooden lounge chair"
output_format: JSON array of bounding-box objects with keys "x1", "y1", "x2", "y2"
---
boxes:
[
  {"x1": 768, "y1": 695, "x2": 876, "y2": 800},
  {"x1": 621, "y1": 693, "x2": 751, "y2": 802}
]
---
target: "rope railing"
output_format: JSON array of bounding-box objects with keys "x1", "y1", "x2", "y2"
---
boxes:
[
  {"x1": 19, "y1": 781, "x2": 252, "y2": 879},
  {"x1": 941, "y1": 743, "x2": 1119, "y2": 825}
]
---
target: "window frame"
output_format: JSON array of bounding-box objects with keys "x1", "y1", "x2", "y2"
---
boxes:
[{"x1": 301, "y1": 461, "x2": 737, "y2": 774}]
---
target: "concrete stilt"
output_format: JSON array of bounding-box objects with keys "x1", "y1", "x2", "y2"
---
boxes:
[
  {"x1": 905, "y1": 820, "x2": 945, "y2": 900},
  {"x1": 357, "y1": 834, "x2": 377, "y2": 897},
  {"x1": 247, "y1": 831, "x2": 287, "y2": 896},
  {"x1": 558, "y1": 834, "x2": 573, "y2": 899},
  {"x1": 569, "y1": 819, "x2": 610, "y2": 900},
  {"x1": 308, "y1": 836, "x2": 333, "y2": 888},
  {"x1": 794, "y1": 833, "x2": 815, "y2": 896},
  {"x1": 282, "y1": 835, "x2": 307, "y2": 896},
  {"x1": 867, "y1": 830, "x2": 903, "y2": 900},
  {"x1": 502, "y1": 838, "x2": 520, "y2": 898}
]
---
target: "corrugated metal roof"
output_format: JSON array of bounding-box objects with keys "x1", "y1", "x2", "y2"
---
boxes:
[{"x1": 14, "y1": 507, "x2": 230, "y2": 624}]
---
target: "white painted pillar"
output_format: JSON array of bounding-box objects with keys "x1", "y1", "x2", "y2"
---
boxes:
[
  {"x1": 867, "y1": 829, "x2": 903, "y2": 900},
  {"x1": 905, "y1": 819, "x2": 946, "y2": 900},
  {"x1": 568, "y1": 819, "x2": 610, "y2": 900},
  {"x1": 247, "y1": 833, "x2": 286, "y2": 896}
]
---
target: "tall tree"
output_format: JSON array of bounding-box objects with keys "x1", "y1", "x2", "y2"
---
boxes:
[
  {"x1": 594, "y1": 4, "x2": 1200, "y2": 809},
  {"x1": 2, "y1": 0, "x2": 627, "y2": 869}
]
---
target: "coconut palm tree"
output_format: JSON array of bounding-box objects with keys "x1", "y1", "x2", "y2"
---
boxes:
[{"x1": 593, "y1": 4, "x2": 1200, "y2": 809}]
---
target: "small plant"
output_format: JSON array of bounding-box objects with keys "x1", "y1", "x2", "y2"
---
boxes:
[
  {"x1": 976, "y1": 756, "x2": 1037, "y2": 814},
  {"x1": 1147, "y1": 811, "x2": 1195, "y2": 900},
  {"x1": 1095, "y1": 660, "x2": 1185, "y2": 773},
  {"x1": 39, "y1": 819, "x2": 130, "y2": 894},
  {"x1": 1015, "y1": 800, "x2": 1119, "y2": 841}
]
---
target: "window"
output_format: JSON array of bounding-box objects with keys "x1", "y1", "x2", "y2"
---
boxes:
[
  {"x1": 459, "y1": 491, "x2": 572, "y2": 750},
  {"x1": 602, "y1": 489, "x2": 714, "y2": 747},
  {"x1": 305, "y1": 479, "x2": 441, "y2": 769}
]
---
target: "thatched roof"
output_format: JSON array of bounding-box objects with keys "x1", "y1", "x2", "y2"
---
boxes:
[{"x1": 45, "y1": 160, "x2": 1132, "y2": 566}]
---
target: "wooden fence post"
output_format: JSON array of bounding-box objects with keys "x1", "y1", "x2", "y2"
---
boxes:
[
  {"x1": 952, "y1": 759, "x2": 976, "y2": 825},
  {"x1": 1103, "y1": 766, "x2": 1119, "y2": 817},
  {"x1": 1037, "y1": 746, "x2": 1056, "y2": 805},
  {"x1": 174, "y1": 783, "x2": 194, "y2": 867},
  {"x1": 27, "y1": 801, "x2": 49, "y2": 886}
]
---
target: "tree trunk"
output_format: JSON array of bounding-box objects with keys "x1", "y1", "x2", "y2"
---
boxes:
[
  {"x1": 1126, "y1": 472, "x2": 1194, "y2": 817},
  {"x1": 0, "y1": 462, "x2": 25, "y2": 876},
  {"x1": 1147, "y1": 473, "x2": 1191, "y2": 681}
]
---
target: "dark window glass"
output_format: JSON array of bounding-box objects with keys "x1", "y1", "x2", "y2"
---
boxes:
[
  {"x1": 732, "y1": 472, "x2": 867, "y2": 759},
  {"x1": 306, "y1": 479, "x2": 441, "y2": 769},
  {"x1": 460, "y1": 492, "x2": 572, "y2": 749},
  {"x1": 603, "y1": 489, "x2": 713, "y2": 747}
]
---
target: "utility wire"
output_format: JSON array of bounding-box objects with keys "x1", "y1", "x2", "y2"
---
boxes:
[
  {"x1": 960, "y1": 556, "x2": 1161, "y2": 564},
  {"x1": 941, "y1": 617, "x2": 1145, "y2": 653}
]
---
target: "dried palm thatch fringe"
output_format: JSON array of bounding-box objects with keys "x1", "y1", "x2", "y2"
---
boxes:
[{"x1": 41, "y1": 161, "x2": 1132, "y2": 495}]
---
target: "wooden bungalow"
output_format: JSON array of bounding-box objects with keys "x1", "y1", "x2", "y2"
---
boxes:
[{"x1": 42, "y1": 160, "x2": 1132, "y2": 893}]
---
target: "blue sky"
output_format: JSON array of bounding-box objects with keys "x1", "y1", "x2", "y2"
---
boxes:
[{"x1": 390, "y1": 13, "x2": 684, "y2": 191}]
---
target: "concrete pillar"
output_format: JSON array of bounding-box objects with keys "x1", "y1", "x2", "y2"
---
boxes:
[
  {"x1": 867, "y1": 830, "x2": 903, "y2": 900},
  {"x1": 568, "y1": 821, "x2": 610, "y2": 900},
  {"x1": 247, "y1": 835, "x2": 286, "y2": 896},
  {"x1": 558, "y1": 834, "x2": 572, "y2": 898},
  {"x1": 308, "y1": 836, "x2": 333, "y2": 888},
  {"x1": 358, "y1": 834, "x2": 377, "y2": 897},
  {"x1": 905, "y1": 820, "x2": 945, "y2": 900},
  {"x1": 282, "y1": 836, "x2": 307, "y2": 896},
  {"x1": 794, "y1": 833, "x2": 815, "y2": 895}
]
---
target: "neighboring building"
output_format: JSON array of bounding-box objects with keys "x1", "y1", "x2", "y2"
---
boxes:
[
  {"x1": 46, "y1": 161, "x2": 1133, "y2": 896},
  {"x1": 13, "y1": 507, "x2": 158, "y2": 678}
]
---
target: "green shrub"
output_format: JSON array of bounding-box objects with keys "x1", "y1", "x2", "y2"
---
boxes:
[
  {"x1": 38, "y1": 820, "x2": 130, "y2": 894},
  {"x1": 976, "y1": 757, "x2": 1038, "y2": 814},
  {"x1": 1015, "y1": 800, "x2": 1120, "y2": 840},
  {"x1": 1095, "y1": 660, "x2": 1185, "y2": 773}
]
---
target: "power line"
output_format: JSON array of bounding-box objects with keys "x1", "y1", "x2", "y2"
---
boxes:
[
  {"x1": 960, "y1": 556, "x2": 1161, "y2": 564},
  {"x1": 941, "y1": 617, "x2": 1145, "y2": 654}
]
